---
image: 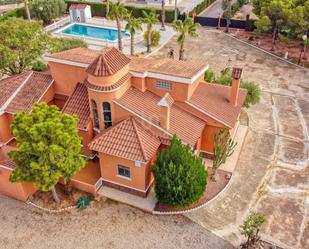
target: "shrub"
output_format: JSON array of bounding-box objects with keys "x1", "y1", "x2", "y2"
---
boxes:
[
  {"x1": 30, "y1": 0, "x2": 67, "y2": 24},
  {"x1": 66, "y1": 1, "x2": 177, "y2": 22},
  {"x1": 240, "y1": 81, "x2": 261, "y2": 108},
  {"x1": 48, "y1": 37, "x2": 87, "y2": 53},
  {"x1": 143, "y1": 30, "x2": 160, "y2": 47},
  {"x1": 32, "y1": 60, "x2": 48, "y2": 71},
  {"x1": 76, "y1": 194, "x2": 95, "y2": 209},
  {"x1": 204, "y1": 68, "x2": 215, "y2": 82},
  {"x1": 0, "y1": 7, "x2": 25, "y2": 21},
  {"x1": 153, "y1": 136, "x2": 207, "y2": 207}
]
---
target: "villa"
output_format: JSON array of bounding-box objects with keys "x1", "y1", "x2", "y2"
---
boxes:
[{"x1": 0, "y1": 47, "x2": 246, "y2": 202}]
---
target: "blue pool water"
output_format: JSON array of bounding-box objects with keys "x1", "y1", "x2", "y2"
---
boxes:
[{"x1": 62, "y1": 24, "x2": 130, "y2": 41}]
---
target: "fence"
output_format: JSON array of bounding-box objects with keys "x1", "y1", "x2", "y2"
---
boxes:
[
  {"x1": 45, "y1": 16, "x2": 71, "y2": 32},
  {"x1": 193, "y1": 16, "x2": 255, "y2": 31}
]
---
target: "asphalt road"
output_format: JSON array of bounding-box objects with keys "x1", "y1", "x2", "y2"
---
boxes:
[{"x1": 198, "y1": 0, "x2": 237, "y2": 18}]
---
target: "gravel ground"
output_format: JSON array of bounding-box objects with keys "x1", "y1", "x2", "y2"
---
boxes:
[{"x1": 0, "y1": 195, "x2": 234, "y2": 249}]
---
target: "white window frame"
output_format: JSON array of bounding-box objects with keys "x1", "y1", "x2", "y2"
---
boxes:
[{"x1": 117, "y1": 165, "x2": 131, "y2": 179}]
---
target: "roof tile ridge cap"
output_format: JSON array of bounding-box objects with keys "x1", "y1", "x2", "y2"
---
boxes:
[
  {"x1": 101, "y1": 52, "x2": 113, "y2": 75},
  {"x1": 130, "y1": 117, "x2": 148, "y2": 161}
]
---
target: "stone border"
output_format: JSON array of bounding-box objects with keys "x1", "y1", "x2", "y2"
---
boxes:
[
  {"x1": 152, "y1": 174, "x2": 233, "y2": 215},
  {"x1": 26, "y1": 200, "x2": 77, "y2": 213},
  {"x1": 221, "y1": 31, "x2": 309, "y2": 71}
]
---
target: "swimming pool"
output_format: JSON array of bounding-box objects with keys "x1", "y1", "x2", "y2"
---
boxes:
[{"x1": 61, "y1": 23, "x2": 130, "y2": 42}]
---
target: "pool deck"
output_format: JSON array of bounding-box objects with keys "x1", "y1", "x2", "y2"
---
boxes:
[{"x1": 51, "y1": 18, "x2": 176, "y2": 56}]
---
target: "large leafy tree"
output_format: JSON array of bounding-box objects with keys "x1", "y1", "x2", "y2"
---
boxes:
[
  {"x1": 30, "y1": 0, "x2": 66, "y2": 24},
  {"x1": 152, "y1": 135, "x2": 207, "y2": 207},
  {"x1": 0, "y1": 18, "x2": 48, "y2": 75},
  {"x1": 125, "y1": 14, "x2": 143, "y2": 56},
  {"x1": 142, "y1": 10, "x2": 159, "y2": 53},
  {"x1": 108, "y1": 2, "x2": 127, "y2": 51},
  {"x1": 9, "y1": 103, "x2": 85, "y2": 203},
  {"x1": 173, "y1": 17, "x2": 198, "y2": 60}
]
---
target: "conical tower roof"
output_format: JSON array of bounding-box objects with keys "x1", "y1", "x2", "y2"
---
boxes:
[{"x1": 86, "y1": 47, "x2": 131, "y2": 77}]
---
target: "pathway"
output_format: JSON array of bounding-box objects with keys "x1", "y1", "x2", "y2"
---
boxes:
[
  {"x1": 198, "y1": 0, "x2": 237, "y2": 18},
  {"x1": 150, "y1": 28, "x2": 309, "y2": 249}
]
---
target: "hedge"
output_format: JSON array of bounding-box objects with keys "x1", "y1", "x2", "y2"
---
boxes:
[
  {"x1": 65, "y1": 0, "x2": 177, "y2": 23},
  {"x1": 190, "y1": 0, "x2": 216, "y2": 16},
  {"x1": 0, "y1": 7, "x2": 25, "y2": 21}
]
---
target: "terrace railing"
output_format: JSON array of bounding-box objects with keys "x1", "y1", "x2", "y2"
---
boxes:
[{"x1": 45, "y1": 16, "x2": 71, "y2": 33}]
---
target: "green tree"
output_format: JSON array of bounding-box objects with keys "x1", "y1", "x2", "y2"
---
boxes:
[
  {"x1": 254, "y1": 15, "x2": 271, "y2": 36},
  {"x1": 152, "y1": 136, "x2": 207, "y2": 207},
  {"x1": 108, "y1": 2, "x2": 128, "y2": 51},
  {"x1": 173, "y1": 17, "x2": 198, "y2": 60},
  {"x1": 30, "y1": 0, "x2": 66, "y2": 24},
  {"x1": 48, "y1": 37, "x2": 87, "y2": 54},
  {"x1": 125, "y1": 14, "x2": 143, "y2": 56},
  {"x1": 258, "y1": 0, "x2": 292, "y2": 50},
  {"x1": 212, "y1": 128, "x2": 237, "y2": 181},
  {"x1": 240, "y1": 212, "x2": 266, "y2": 248},
  {"x1": 9, "y1": 103, "x2": 85, "y2": 203},
  {"x1": 0, "y1": 18, "x2": 48, "y2": 75},
  {"x1": 142, "y1": 10, "x2": 159, "y2": 53}
]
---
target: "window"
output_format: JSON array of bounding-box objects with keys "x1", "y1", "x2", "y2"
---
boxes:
[
  {"x1": 156, "y1": 81, "x2": 172, "y2": 91},
  {"x1": 102, "y1": 102, "x2": 112, "y2": 129},
  {"x1": 117, "y1": 165, "x2": 130, "y2": 178},
  {"x1": 91, "y1": 100, "x2": 99, "y2": 130}
]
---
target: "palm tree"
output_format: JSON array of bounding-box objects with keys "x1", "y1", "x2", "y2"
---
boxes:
[
  {"x1": 108, "y1": 2, "x2": 127, "y2": 51},
  {"x1": 161, "y1": 0, "x2": 166, "y2": 30},
  {"x1": 173, "y1": 17, "x2": 198, "y2": 60},
  {"x1": 142, "y1": 11, "x2": 159, "y2": 53},
  {"x1": 24, "y1": 0, "x2": 31, "y2": 20},
  {"x1": 225, "y1": 0, "x2": 232, "y2": 33},
  {"x1": 125, "y1": 14, "x2": 143, "y2": 56},
  {"x1": 105, "y1": 0, "x2": 110, "y2": 17}
]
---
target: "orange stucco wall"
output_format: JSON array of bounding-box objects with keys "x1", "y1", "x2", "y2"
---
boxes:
[
  {"x1": 48, "y1": 62, "x2": 87, "y2": 96},
  {"x1": 99, "y1": 154, "x2": 152, "y2": 192},
  {"x1": 79, "y1": 121, "x2": 94, "y2": 155},
  {"x1": 0, "y1": 114, "x2": 12, "y2": 143},
  {"x1": 0, "y1": 167, "x2": 36, "y2": 202}
]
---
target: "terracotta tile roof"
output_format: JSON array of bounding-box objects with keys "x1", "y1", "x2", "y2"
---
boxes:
[
  {"x1": 0, "y1": 159, "x2": 15, "y2": 170},
  {"x1": 84, "y1": 73, "x2": 131, "y2": 92},
  {"x1": 86, "y1": 48, "x2": 131, "y2": 76},
  {"x1": 232, "y1": 67, "x2": 243, "y2": 79},
  {"x1": 46, "y1": 48, "x2": 100, "y2": 64},
  {"x1": 0, "y1": 72, "x2": 32, "y2": 109},
  {"x1": 5, "y1": 72, "x2": 54, "y2": 114},
  {"x1": 62, "y1": 83, "x2": 90, "y2": 130},
  {"x1": 116, "y1": 88, "x2": 205, "y2": 145},
  {"x1": 188, "y1": 82, "x2": 247, "y2": 128},
  {"x1": 130, "y1": 57, "x2": 207, "y2": 79},
  {"x1": 89, "y1": 117, "x2": 161, "y2": 162}
]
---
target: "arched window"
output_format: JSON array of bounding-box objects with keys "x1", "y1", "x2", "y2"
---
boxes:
[
  {"x1": 103, "y1": 102, "x2": 112, "y2": 129},
  {"x1": 91, "y1": 100, "x2": 99, "y2": 130}
]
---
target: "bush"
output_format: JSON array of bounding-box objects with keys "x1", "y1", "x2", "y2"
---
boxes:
[
  {"x1": 204, "y1": 68, "x2": 215, "y2": 83},
  {"x1": 0, "y1": 7, "x2": 25, "y2": 21},
  {"x1": 143, "y1": 30, "x2": 160, "y2": 47},
  {"x1": 153, "y1": 136, "x2": 207, "y2": 207},
  {"x1": 30, "y1": 0, "x2": 67, "y2": 24},
  {"x1": 76, "y1": 194, "x2": 95, "y2": 209},
  {"x1": 48, "y1": 37, "x2": 87, "y2": 53},
  {"x1": 190, "y1": 0, "x2": 216, "y2": 16},
  {"x1": 32, "y1": 60, "x2": 48, "y2": 71},
  {"x1": 240, "y1": 81, "x2": 261, "y2": 108}
]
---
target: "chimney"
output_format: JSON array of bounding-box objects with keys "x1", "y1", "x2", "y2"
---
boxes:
[
  {"x1": 230, "y1": 67, "x2": 243, "y2": 106},
  {"x1": 158, "y1": 93, "x2": 174, "y2": 130}
]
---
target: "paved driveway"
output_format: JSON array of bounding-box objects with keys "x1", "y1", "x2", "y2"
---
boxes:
[
  {"x1": 150, "y1": 29, "x2": 309, "y2": 249},
  {"x1": 199, "y1": 0, "x2": 237, "y2": 18}
]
